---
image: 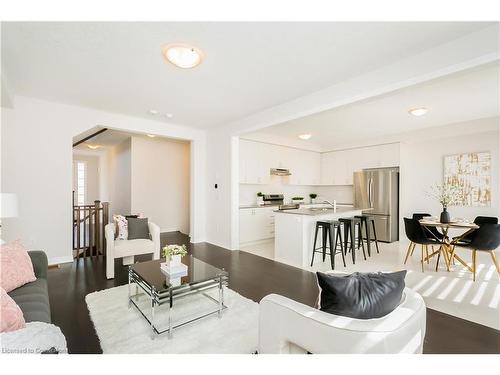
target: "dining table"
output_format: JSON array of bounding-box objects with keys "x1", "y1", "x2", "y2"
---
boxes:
[{"x1": 419, "y1": 218, "x2": 479, "y2": 272}]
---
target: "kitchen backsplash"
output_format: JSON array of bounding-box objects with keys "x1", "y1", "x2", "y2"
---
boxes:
[{"x1": 239, "y1": 184, "x2": 353, "y2": 205}]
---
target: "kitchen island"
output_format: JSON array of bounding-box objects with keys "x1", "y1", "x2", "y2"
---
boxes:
[{"x1": 274, "y1": 207, "x2": 366, "y2": 268}]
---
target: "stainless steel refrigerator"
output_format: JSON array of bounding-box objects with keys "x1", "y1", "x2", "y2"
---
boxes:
[{"x1": 353, "y1": 167, "x2": 399, "y2": 242}]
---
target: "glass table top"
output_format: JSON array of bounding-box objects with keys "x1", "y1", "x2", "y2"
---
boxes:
[{"x1": 130, "y1": 255, "x2": 228, "y2": 292}]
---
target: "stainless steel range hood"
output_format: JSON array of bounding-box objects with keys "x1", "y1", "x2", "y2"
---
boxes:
[{"x1": 270, "y1": 168, "x2": 291, "y2": 176}]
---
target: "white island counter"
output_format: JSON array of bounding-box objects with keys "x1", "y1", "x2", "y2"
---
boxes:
[{"x1": 274, "y1": 207, "x2": 366, "y2": 268}]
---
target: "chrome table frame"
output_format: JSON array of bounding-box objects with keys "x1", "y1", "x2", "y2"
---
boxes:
[{"x1": 128, "y1": 266, "x2": 229, "y2": 339}]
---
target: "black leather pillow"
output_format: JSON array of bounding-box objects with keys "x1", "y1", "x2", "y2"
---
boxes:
[
  {"x1": 127, "y1": 217, "x2": 150, "y2": 240},
  {"x1": 316, "y1": 271, "x2": 407, "y2": 319}
]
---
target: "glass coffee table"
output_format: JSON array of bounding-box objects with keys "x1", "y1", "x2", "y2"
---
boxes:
[{"x1": 128, "y1": 255, "x2": 229, "y2": 339}]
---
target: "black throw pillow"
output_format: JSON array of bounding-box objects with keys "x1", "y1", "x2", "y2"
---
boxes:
[
  {"x1": 316, "y1": 271, "x2": 407, "y2": 319},
  {"x1": 127, "y1": 217, "x2": 150, "y2": 240}
]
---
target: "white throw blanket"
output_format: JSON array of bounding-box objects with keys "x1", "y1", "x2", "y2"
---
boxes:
[{"x1": 0, "y1": 322, "x2": 67, "y2": 354}]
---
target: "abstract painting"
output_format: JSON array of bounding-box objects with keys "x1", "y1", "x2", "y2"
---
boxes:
[{"x1": 444, "y1": 152, "x2": 491, "y2": 207}]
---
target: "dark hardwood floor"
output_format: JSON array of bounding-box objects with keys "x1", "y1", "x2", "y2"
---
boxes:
[{"x1": 47, "y1": 232, "x2": 500, "y2": 354}]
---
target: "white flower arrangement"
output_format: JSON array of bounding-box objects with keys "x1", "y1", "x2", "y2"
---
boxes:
[
  {"x1": 162, "y1": 244, "x2": 188, "y2": 258},
  {"x1": 427, "y1": 183, "x2": 462, "y2": 208}
]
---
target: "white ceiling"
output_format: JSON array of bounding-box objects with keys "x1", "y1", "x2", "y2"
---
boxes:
[
  {"x1": 243, "y1": 62, "x2": 500, "y2": 150},
  {"x1": 1, "y1": 22, "x2": 493, "y2": 129}
]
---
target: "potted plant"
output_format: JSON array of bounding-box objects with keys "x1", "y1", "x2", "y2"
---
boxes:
[
  {"x1": 162, "y1": 244, "x2": 188, "y2": 267},
  {"x1": 427, "y1": 183, "x2": 461, "y2": 223},
  {"x1": 291, "y1": 196, "x2": 305, "y2": 204},
  {"x1": 309, "y1": 193, "x2": 317, "y2": 204}
]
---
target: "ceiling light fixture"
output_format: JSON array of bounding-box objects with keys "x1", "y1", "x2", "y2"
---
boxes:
[
  {"x1": 298, "y1": 134, "x2": 312, "y2": 140},
  {"x1": 162, "y1": 43, "x2": 204, "y2": 69},
  {"x1": 87, "y1": 145, "x2": 99, "y2": 150},
  {"x1": 149, "y1": 109, "x2": 159, "y2": 115},
  {"x1": 408, "y1": 107, "x2": 428, "y2": 117},
  {"x1": 165, "y1": 113, "x2": 173, "y2": 119},
  {"x1": 147, "y1": 134, "x2": 156, "y2": 138}
]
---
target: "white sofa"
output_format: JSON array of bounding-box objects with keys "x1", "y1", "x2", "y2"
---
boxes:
[
  {"x1": 105, "y1": 221, "x2": 160, "y2": 279},
  {"x1": 258, "y1": 287, "x2": 426, "y2": 354}
]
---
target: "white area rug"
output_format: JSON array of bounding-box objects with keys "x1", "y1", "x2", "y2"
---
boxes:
[{"x1": 86, "y1": 285, "x2": 259, "y2": 353}]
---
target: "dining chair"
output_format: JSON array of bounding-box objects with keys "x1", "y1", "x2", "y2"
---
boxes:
[
  {"x1": 412, "y1": 213, "x2": 445, "y2": 241},
  {"x1": 403, "y1": 218, "x2": 442, "y2": 272},
  {"x1": 453, "y1": 216, "x2": 498, "y2": 245},
  {"x1": 452, "y1": 223, "x2": 500, "y2": 281}
]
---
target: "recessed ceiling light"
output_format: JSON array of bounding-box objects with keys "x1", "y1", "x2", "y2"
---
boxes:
[
  {"x1": 162, "y1": 43, "x2": 204, "y2": 69},
  {"x1": 298, "y1": 134, "x2": 312, "y2": 140},
  {"x1": 87, "y1": 145, "x2": 99, "y2": 150},
  {"x1": 165, "y1": 113, "x2": 173, "y2": 119},
  {"x1": 408, "y1": 107, "x2": 428, "y2": 117},
  {"x1": 149, "y1": 109, "x2": 159, "y2": 115},
  {"x1": 147, "y1": 134, "x2": 156, "y2": 138}
]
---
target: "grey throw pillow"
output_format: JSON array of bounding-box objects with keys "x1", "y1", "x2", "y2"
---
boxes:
[
  {"x1": 316, "y1": 271, "x2": 406, "y2": 319},
  {"x1": 127, "y1": 218, "x2": 150, "y2": 240}
]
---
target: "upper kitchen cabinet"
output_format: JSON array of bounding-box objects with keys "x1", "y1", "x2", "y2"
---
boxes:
[{"x1": 320, "y1": 143, "x2": 400, "y2": 185}]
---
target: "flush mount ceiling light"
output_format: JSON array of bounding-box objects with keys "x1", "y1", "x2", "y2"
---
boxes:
[
  {"x1": 162, "y1": 43, "x2": 204, "y2": 69},
  {"x1": 165, "y1": 113, "x2": 173, "y2": 119},
  {"x1": 149, "y1": 109, "x2": 159, "y2": 115},
  {"x1": 87, "y1": 144, "x2": 99, "y2": 150},
  {"x1": 408, "y1": 107, "x2": 428, "y2": 117},
  {"x1": 298, "y1": 134, "x2": 312, "y2": 140},
  {"x1": 147, "y1": 134, "x2": 156, "y2": 138}
]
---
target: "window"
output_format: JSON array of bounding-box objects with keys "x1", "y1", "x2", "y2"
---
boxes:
[{"x1": 76, "y1": 161, "x2": 86, "y2": 205}]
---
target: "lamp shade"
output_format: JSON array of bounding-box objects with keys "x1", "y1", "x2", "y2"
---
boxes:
[{"x1": 1, "y1": 193, "x2": 18, "y2": 218}]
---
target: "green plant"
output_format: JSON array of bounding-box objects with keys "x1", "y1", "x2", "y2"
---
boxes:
[
  {"x1": 257, "y1": 192, "x2": 264, "y2": 197},
  {"x1": 309, "y1": 193, "x2": 317, "y2": 199},
  {"x1": 291, "y1": 196, "x2": 304, "y2": 201},
  {"x1": 162, "y1": 244, "x2": 188, "y2": 258}
]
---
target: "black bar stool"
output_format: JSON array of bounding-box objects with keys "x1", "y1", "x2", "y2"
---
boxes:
[
  {"x1": 355, "y1": 214, "x2": 380, "y2": 256},
  {"x1": 311, "y1": 220, "x2": 346, "y2": 269},
  {"x1": 338, "y1": 217, "x2": 366, "y2": 264}
]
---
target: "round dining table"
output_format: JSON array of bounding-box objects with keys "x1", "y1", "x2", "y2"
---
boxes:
[{"x1": 419, "y1": 218, "x2": 479, "y2": 272}]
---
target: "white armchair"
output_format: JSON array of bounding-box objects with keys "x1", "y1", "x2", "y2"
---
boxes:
[
  {"x1": 105, "y1": 221, "x2": 160, "y2": 279},
  {"x1": 258, "y1": 287, "x2": 426, "y2": 354}
]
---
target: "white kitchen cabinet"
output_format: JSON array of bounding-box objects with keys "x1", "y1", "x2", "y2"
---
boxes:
[{"x1": 239, "y1": 207, "x2": 276, "y2": 244}]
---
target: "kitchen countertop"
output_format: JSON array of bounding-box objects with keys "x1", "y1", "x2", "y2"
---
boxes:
[
  {"x1": 273, "y1": 207, "x2": 370, "y2": 216},
  {"x1": 239, "y1": 202, "x2": 354, "y2": 209}
]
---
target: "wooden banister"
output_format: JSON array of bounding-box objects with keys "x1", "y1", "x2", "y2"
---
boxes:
[{"x1": 73, "y1": 200, "x2": 110, "y2": 259}]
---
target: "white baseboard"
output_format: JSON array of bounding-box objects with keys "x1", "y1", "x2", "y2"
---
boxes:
[{"x1": 48, "y1": 256, "x2": 74, "y2": 266}]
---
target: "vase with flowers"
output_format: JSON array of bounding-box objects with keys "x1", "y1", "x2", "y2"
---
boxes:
[
  {"x1": 162, "y1": 244, "x2": 188, "y2": 268},
  {"x1": 427, "y1": 183, "x2": 461, "y2": 223}
]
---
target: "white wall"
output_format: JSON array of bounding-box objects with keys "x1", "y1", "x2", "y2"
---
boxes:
[
  {"x1": 400, "y1": 126, "x2": 500, "y2": 224},
  {"x1": 131, "y1": 136, "x2": 190, "y2": 234},
  {"x1": 108, "y1": 138, "x2": 132, "y2": 218},
  {"x1": 1, "y1": 96, "x2": 206, "y2": 264}
]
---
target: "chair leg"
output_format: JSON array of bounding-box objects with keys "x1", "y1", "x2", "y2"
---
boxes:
[
  {"x1": 421, "y1": 245, "x2": 425, "y2": 272},
  {"x1": 329, "y1": 226, "x2": 335, "y2": 270},
  {"x1": 404, "y1": 242, "x2": 413, "y2": 264},
  {"x1": 322, "y1": 227, "x2": 327, "y2": 262},
  {"x1": 472, "y1": 250, "x2": 477, "y2": 281},
  {"x1": 350, "y1": 223, "x2": 355, "y2": 264},
  {"x1": 372, "y1": 220, "x2": 380, "y2": 254},
  {"x1": 358, "y1": 224, "x2": 367, "y2": 261},
  {"x1": 310, "y1": 224, "x2": 319, "y2": 267},
  {"x1": 426, "y1": 245, "x2": 430, "y2": 264},
  {"x1": 336, "y1": 227, "x2": 346, "y2": 267},
  {"x1": 490, "y1": 251, "x2": 500, "y2": 276},
  {"x1": 435, "y1": 246, "x2": 441, "y2": 272},
  {"x1": 364, "y1": 219, "x2": 371, "y2": 257}
]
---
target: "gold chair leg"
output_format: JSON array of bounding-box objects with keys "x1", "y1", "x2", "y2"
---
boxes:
[
  {"x1": 426, "y1": 245, "x2": 430, "y2": 264},
  {"x1": 404, "y1": 242, "x2": 413, "y2": 264},
  {"x1": 472, "y1": 250, "x2": 477, "y2": 281},
  {"x1": 490, "y1": 251, "x2": 500, "y2": 276},
  {"x1": 421, "y1": 245, "x2": 425, "y2": 272}
]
